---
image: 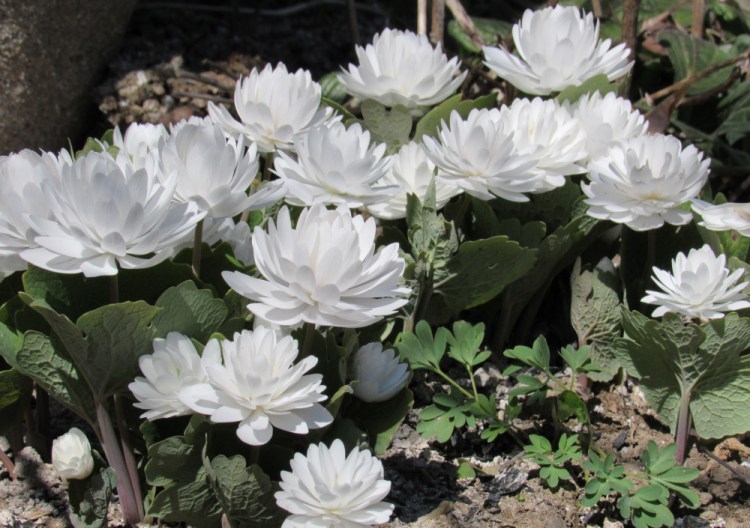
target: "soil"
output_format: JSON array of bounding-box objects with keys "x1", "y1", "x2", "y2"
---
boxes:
[{"x1": 2, "y1": 1, "x2": 750, "y2": 527}]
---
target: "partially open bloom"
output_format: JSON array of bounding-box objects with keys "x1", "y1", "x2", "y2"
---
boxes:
[
  {"x1": 566, "y1": 91, "x2": 648, "y2": 162},
  {"x1": 223, "y1": 205, "x2": 410, "y2": 328},
  {"x1": 483, "y1": 5, "x2": 632, "y2": 96},
  {"x1": 582, "y1": 134, "x2": 710, "y2": 231},
  {"x1": 179, "y1": 328, "x2": 332, "y2": 445},
  {"x1": 692, "y1": 200, "x2": 750, "y2": 237},
  {"x1": 208, "y1": 63, "x2": 334, "y2": 153},
  {"x1": 274, "y1": 122, "x2": 395, "y2": 208},
  {"x1": 350, "y1": 342, "x2": 410, "y2": 402},
  {"x1": 338, "y1": 28, "x2": 466, "y2": 115},
  {"x1": 499, "y1": 98, "x2": 588, "y2": 192},
  {"x1": 642, "y1": 244, "x2": 750, "y2": 320},
  {"x1": 129, "y1": 332, "x2": 215, "y2": 421},
  {"x1": 366, "y1": 142, "x2": 460, "y2": 220},
  {"x1": 21, "y1": 151, "x2": 204, "y2": 277},
  {"x1": 157, "y1": 123, "x2": 267, "y2": 219},
  {"x1": 113, "y1": 122, "x2": 168, "y2": 170},
  {"x1": 52, "y1": 428, "x2": 95, "y2": 480},
  {"x1": 422, "y1": 108, "x2": 538, "y2": 201},
  {"x1": 275, "y1": 439, "x2": 393, "y2": 527}
]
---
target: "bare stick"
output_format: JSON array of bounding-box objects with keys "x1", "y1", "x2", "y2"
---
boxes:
[
  {"x1": 0, "y1": 449, "x2": 15, "y2": 481},
  {"x1": 417, "y1": 0, "x2": 427, "y2": 35},
  {"x1": 137, "y1": 0, "x2": 385, "y2": 17},
  {"x1": 691, "y1": 0, "x2": 705, "y2": 39},
  {"x1": 430, "y1": 0, "x2": 445, "y2": 46},
  {"x1": 171, "y1": 91, "x2": 232, "y2": 104},
  {"x1": 192, "y1": 219, "x2": 205, "y2": 281},
  {"x1": 620, "y1": 0, "x2": 641, "y2": 97},
  {"x1": 346, "y1": 0, "x2": 360, "y2": 45},
  {"x1": 446, "y1": 0, "x2": 484, "y2": 49},
  {"x1": 698, "y1": 444, "x2": 750, "y2": 486}
]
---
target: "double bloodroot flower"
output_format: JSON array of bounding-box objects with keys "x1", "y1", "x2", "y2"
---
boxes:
[
  {"x1": 129, "y1": 332, "x2": 213, "y2": 421},
  {"x1": 422, "y1": 108, "x2": 538, "y2": 202},
  {"x1": 157, "y1": 122, "x2": 283, "y2": 219},
  {"x1": 113, "y1": 122, "x2": 168, "y2": 170},
  {"x1": 338, "y1": 28, "x2": 466, "y2": 115},
  {"x1": 483, "y1": 5, "x2": 632, "y2": 95},
  {"x1": 52, "y1": 428, "x2": 95, "y2": 480},
  {"x1": 582, "y1": 134, "x2": 710, "y2": 231},
  {"x1": 366, "y1": 142, "x2": 459, "y2": 220},
  {"x1": 208, "y1": 63, "x2": 334, "y2": 153},
  {"x1": 180, "y1": 328, "x2": 332, "y2": 445},
  {"x1": 641, "y1": 244, "x2": 750, "y2": 321},
  {"x1": 21, "y1": 151, "x2": 204, "y2": 277},
  {"x1": 350, "y1": 342, "x2": 410, "y2": 403},
  {"x1": 692, "y1": 200, "x2": 750, "y2": 237},
  {"x1": 275, "y1": 439, "x2": 393, "y2": 527},
  {"x1": 223, "y1": 205, "x2": 410, "y2": 328},
  {"x1": 565, "y1": 91, "x2": 648, "y2": 162},
  {"x1": 274, "y1": 122, "x2": 394, "y2": 208},
  {"x1": 499, "y1": 98, "x2": 588, "y2": 191}
]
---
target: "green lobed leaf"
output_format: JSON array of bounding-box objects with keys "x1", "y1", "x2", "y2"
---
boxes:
[
  {"x1": 148, "y1": 470, "x2": 222, "y2": 528},
  {"x1": 396, "y1": 320, "x2": 449, "y2": 372},
  {"x1": 360, "y1": 99, "x2": 413, "y2": 153},
  {"x1": 355, "y1": 388, "x2": 414, "y2": 456},
  {"x1": 202, "y1": 452, "x2": 283, "y2": 528},
  {"x1": 504, "y1": 335, "x2": 550, "y2": 370},
  {"x1": 319, "y1": 71, "x2": 348, "y2": 103},
  {"x1": 435, "y1": 236, "x2": 537, "y2": 311},
  {"x1": 152, "y1": 280, "x2": 228, "y2": 342},
  {"x1": 67, "y1": 467, "x2": 116, "y2": 528},
  {"x1": 555, "y1": 74, "x2": 618, "y2": 103},
  {"x1": 447, "y1": 17, "x2": 511, "y2": 53},
  {"x1": 614, "y1": 310, "x2": 750, "y2": 438},
  {"x1": 569, "y1": 258, "x2": 622, "y2": 381},
  {"x1": 446, "y1": 321, "x2": 487, "y2": 368}
]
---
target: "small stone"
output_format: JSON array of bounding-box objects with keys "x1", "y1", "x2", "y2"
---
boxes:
[
  {"x1": 484, "y1": 465, "x2": 528, "y2": 499},
  {"x1": 612, "y1": 429, "x2": 628, "y2": 450},
  {"x1": 675, "y1": 516, "x2": 710, "y2": 528},
  {"x1": 602, "y1": 519, "x2": 625, "y2": 528}
]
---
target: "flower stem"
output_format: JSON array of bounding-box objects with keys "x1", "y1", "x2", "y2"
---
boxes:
[
  {"x1": 301, "y1": 322, "x2": 316, "y2": 359},
  {"x1": 115, "y1": 395, "x2": 145, "y2": 520},
  {"x1": 674, "y1": 393, "x2": 692, "y2": 464},
  {"x1": 192, "y1": 219, "x2": 204, "y2": 281},
  {"x1": 96, "y1": 401, "x2": 141, "y2": 525},
  {"x1": 434, "y1": 368, "x2": 473, "y2": 400},
  {"x1": 109, "y1": 274, "x2": 119, "y2": 304},
  {"x1": 262, "y1": 152, "x2": 275, "y2": 182}
]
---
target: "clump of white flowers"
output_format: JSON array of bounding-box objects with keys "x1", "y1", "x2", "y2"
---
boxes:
[
  {"x1": 180, "y1": 328, "x2": 333, "y2": 446},
  {"x1": 582, "y1": 134, "x2": 710, "y2": 231},
  {"x1": 350, "y1": 342, "x2": 410, "y2": 402},
  {"x1": 112, "y1": 122, "x2": 168, "y2": 170},
  {"x1": 208, "y1": 63, "x2": 335, "y2": 153},
  {"x1": 52, "y1": 427, "x2": 95, "y2": 480},
  {"x1": 223, "y1": 205, "x2": 410, "y2": 328},
  {"x1": 275, "y1": 439, "x2": 393, "y2": 527},
  {"x1": 483, "y1": 5, "x2": 632, "y2": 95},
  {"x1": 338, "y1": 28, "x2": 466, "y2": 115},
  {"x1": 642, "y1": 244, "x2": 750, "y2": 321}
]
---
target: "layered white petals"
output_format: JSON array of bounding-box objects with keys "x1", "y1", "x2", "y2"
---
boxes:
[
  {"x1": 692, "y1": 200, "x2": 750, "y2": 237},
  {"x1": 350, "y1": 343, "x2": 410, "y2": 402},
  {"x1": 582, "y1": 134, "x2": 710, "y2": 231},
  {"x1": 483, "y1": 5, "x2": 633, "y2": 95},
  {"x1": 129, "y1": 332, "x2": 212, "y2": 420},
  {"x1": 52, "y1": 428, "x2": 95, "y2": 480},
  {"x1": 0, "y1": 149, "x2": 65, "y2": 275},
  {"x1": 642, "y1": 245, "x2": 750, "y2": 320},
  {"x1": 20, "y1": 151, "x2": 204, "y2": 277},
  {"x1": 422, "y1": 108, "x2": 539, "y2": 201},
  {"x1": 566, "y1": 91, "x2": 648, "y2": 162},
  {"x1": 113, "y1": 122, "x2": 168, "y2": 170},
  {"x1": 275, "y1": 439, "x2": 394, "y2": 527},
  {"x1": 274, "y1": 122, "x2": 396, "y2": 208},
  {"x1": 366, "y1": 142, "x2": 460, "y2": 220},
  {"x1": 223, "y1": 205, "x2": 410, "y2": 328},
  {"x1": 338, "y1": 28, "x2": 466, "y2": 115},
  {"x1": 179, "y1": 328, "x2": 332, "y2": 445},
  {"x1": 157, "y1": 123, "x2": 264, "y2": 219},
  {"x1": 499, "y1": 98, "x2": 588, "y2": 191},
  {"x1": 208, "y1": 63, "x2": 335, "y2": 153}
]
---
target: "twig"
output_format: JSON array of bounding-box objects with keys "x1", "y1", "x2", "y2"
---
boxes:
[
  {"x1": 691, "y1": 0, "x2": 705, "y2": 39},
  {"x1": 620, "y1": 0, "x2": 641, "y2": 97},
  {"x1": 171, "y1": 92, "x2": 232, "y2": 104},
  {"x1": 446, "y1": 0, "x2": 484, "y2": 49},
  {"x1": 346, "y1": 0, "x2": 360, "y2": 45},
  {"x1": 430, "y1": 0, "x2": 445, "y2": 46},
  {"x1": 679, "y1": 68, "x2": 741, "y2": 107},
  {"x1": 591, "y1": 0, "x2": 603, "y2": 18},
  {"x1": 698, "y1": 444, "x2": 750, "y2": 486},
  {"x1": 638, "y1": 52, "x2": 748, "y2": 105},
  {"x1": 137, "y1": 0, "x2": 386, "y2": 17},
  {"x1": 167, "y1": 69, "x2": 234, "y2": 92},
  {"x1": 417, "y1": 0, "x2": 427, "y2": 35},
  {"x1": 201, "y1": 59, "x2": 242, "y2": 79}
]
